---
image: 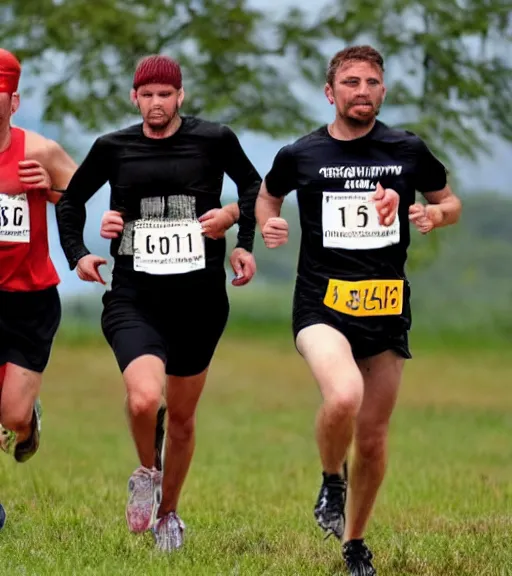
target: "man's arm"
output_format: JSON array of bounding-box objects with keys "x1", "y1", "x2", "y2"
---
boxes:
[
  {"x1": 256, "y1": 145, "x2": 297, "y2": 248},
  {"x1": 256, "y1": 144, "x2": 297, "y2": 227},
  {"x1": 422, "y1": 185, "x2": 462, "y2": 228},
  {"x1": 411, "y1": 137, "x2": 462, "y2": 231},
  {"x1": 221, "y1": 126, "x2": 261, "y2": 252},
  {"x1": 55, "y1": 138, "x2": 110, "y2": 269},
  {"x1": 255, "y1": 180, "x2": 285, "y2": 229},
  {"x1": 43, "y1": 140, "x2": 78, "y2": 204},
  {"x1": 222, "y1": 202, "x2": 240, "y2": 224},
  {"x1": 24, "y1": 130, "x2": 77, "y2": 203}
]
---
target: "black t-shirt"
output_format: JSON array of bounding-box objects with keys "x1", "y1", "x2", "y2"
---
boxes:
[
  {"x1": 264, "y1": 121, "x2": 447, "y2": 299},
  {"x1": 56, "y1": 116, "x2": 261, "y2": 285}
]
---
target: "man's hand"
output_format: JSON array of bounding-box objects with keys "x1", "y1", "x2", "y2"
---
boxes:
[
  {"x1": 198, "y1": 208, "x2": 236, "y2": 240},
  {"x1": 18, "y1": 160, "x2": 51, "y2": 190},
  {"x1": 261, "y1": 217, "x2": 289, "y2": 248},
  {"x1": 408, "y1": 203, "x2": 441, "y2": 234},
  {"x1": 100, "y1": 210, "x2": 124, "y2": 239},
  {"x1": 230, "y1": 247, "x2": 256, "y2": 287},
  {"x1": 77, "y1": 254, "x2": 108, "y2": 284},
  {"x1": 372, "y1": 182, "x2": 399, "y2": 226}
]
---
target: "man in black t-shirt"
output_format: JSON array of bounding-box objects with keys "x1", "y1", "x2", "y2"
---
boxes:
[
  {"x1": 256, "y1": 45, "x2": 461, "y2": 575},
  {"x1": 56, "y1": 55, "x2": 260, "y2": 553}
]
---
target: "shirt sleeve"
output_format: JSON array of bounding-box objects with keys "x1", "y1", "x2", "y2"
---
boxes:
[
  {"x1": 264, "y1": 145, "x2": 298, "y2": 198},
  {"x1": 413, "y1": 138, "x2": 448, "y2": 193},
  {"x1": 221, "y1": 126, "x2": 262, "y2": 253},
  {"x1": 55, "y1": 138, "x2": 111, "y2": 269}
]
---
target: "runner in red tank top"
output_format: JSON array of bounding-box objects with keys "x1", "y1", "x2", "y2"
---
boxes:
[{"x1": 0, "y1": 49, "x2": 76, "y2": 475}]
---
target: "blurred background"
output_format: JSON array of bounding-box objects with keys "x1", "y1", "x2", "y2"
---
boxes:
[{"x1": 1, "y1": 2, "x2": 511, "y2": 574}]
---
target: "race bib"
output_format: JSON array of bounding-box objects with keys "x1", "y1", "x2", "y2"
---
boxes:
[
  {"x1": 0, "y1": 193, "x2": 30, "y2": 243},
  {"x1": 324, "y1": 278, "x2": 404, "y2": 317},
  {"x1": 322, "y1": 191, "x2": 400, "y2": 250},
  {"x1": 133, "y1": 219, "x2": 205, "y2": 275}
]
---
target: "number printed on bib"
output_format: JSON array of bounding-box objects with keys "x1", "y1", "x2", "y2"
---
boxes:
[
  {"x1": 0, "y1": 193, "x2": 30, "y2": 243},
  {"x1": 322, "y1": 191, "x2": 400, "y2": 250},
  {"x1": 133, "y1": 219, "x2": 206, "y2": 275},
  {"x1": 324, "y1": 278, "x2": 404, "y2": 317}
]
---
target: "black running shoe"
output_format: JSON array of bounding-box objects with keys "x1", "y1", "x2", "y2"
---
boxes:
[
  {"x1": 313, "y1": 469, "x2": 347, "y2": 540},
  {"x1": 154, "y1": 404, "x2": 166, "y2": 471},
  {"x1": 342, "y1": 539, "x2": 377, "y2": 575}
]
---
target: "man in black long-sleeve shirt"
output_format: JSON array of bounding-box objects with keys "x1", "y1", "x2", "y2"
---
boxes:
[{"x1": 56, "y1": 55, "x2": 260, "y2": 552}]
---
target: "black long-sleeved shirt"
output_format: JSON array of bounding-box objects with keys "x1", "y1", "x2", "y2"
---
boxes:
[{"x1": 56, "y1": 117, "x2": 261, "y2": 279}]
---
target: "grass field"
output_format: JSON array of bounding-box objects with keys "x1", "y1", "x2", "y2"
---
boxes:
[{"x1": 0, "y1": 336, "x2": 511, "y2": 575}]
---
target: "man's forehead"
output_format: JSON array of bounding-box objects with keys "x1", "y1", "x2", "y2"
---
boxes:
[
  {"x1": 336, "y1": 60, "x2": 383, "y2": 78},
  {"x1": 137, "y1": 83, "x2": 178, "y2": 92}
]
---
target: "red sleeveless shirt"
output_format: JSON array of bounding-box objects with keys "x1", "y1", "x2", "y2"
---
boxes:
[{"x1": 0, "y1": 127, "x2": 59, "y2": 291}]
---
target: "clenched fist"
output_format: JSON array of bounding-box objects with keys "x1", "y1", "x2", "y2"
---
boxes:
[
  {"x1": 261, "y1": 217, "x2": 288, "y2": 249},
  {"x1": 409, "y1": 203, "x2": 441, "y2": 234}
]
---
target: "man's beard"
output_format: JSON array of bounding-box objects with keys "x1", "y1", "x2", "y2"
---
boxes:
[
  {"x1": 146, "y1": 108, "x2": 179, "y2": 131},
  {"x1": 342, "y1": 102, "x2": 381, "y2": 127}
]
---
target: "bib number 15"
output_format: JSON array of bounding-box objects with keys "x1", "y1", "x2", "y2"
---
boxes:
[
  {"x1": 322, "y1": 191, "x2": 400, "y2": 250},
  {"x1": 338, "y1": 204, "x2": 369, "y2": 228}
]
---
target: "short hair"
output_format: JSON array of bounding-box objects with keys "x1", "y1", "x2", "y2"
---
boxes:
[{"x1": 326, "y1": 45, "x2": 384, "y2": 86}]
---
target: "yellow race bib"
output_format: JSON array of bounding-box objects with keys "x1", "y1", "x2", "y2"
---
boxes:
[{"x1": 323, "y1": 278, "x2": 404, "y2": 317}]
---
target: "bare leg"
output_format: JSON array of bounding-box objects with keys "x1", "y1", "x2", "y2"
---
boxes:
[
  {"x1": 158, "y1": 367, "x2": 208, "y2": 516},
  {"x1": 296, "y1": 324, "x2": 364, "y2": 475},
  {"x1": 344, "y1": 350, "x2": 404, "y2": 541},
  {"x1": 123, "y1": 354, "x2": 165, "y2": 468},
  {"x1": 0, "y1": 363, "x2": 41, "y2": 443}
]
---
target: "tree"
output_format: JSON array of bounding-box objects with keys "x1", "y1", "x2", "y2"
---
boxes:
[
  {"x1": 305, "y1": 0, "x2": 512, "y2": 165},
  {"x1": 1, "y1": 0, "x2": 510, "y2": 168},
  {"x1": 0, "y1": 0, "x2": 317, "y2": 136}
]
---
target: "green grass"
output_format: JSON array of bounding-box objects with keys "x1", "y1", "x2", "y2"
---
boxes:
[{"x1": 0, "y1": 338, "x2": 511, "y2": 575}]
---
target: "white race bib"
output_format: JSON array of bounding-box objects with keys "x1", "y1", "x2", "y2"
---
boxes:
[
  {"x1": 0, "y1": 193, "x2": 30, "y2": 243},
  {"x1": 133, "y1": 219, "x2": 205, "y2": 275},
  {"x1": 322, "y1": 191, "x2": 400, "y2": 250}
]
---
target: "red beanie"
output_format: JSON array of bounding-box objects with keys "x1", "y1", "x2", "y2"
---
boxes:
[
  {"x1": 133, "y1": 55, "x2": 182, "y2": 90},
  {"x1": 0, "y1": 49, "x2": 21, "y2": 94}
]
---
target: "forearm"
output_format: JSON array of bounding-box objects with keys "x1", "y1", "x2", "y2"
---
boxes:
[
  {"x1": 55, "y1": 194, "x2": 91, "y2": 270},
  {"x1": 54, "y1": 138, "x2": 109, "y2": 268},
  {"x1": 222, "y1": 127, "x2": 260, "y2": 253},
  {"x1": 223, "y1": 202, "x2": 239, "y2": 224},
  {"x1": 236, "y1": 180, "x2": 259, "y2": 252},
  {"x1": 255, "y1": 184, "x2": 284, "y2": 229},
  {"x1": 427, "y1": 196, "x2": 462, "y2": 229},
  {"x1": 422, "y1": 184, "x2": 461, "y2": 229}
]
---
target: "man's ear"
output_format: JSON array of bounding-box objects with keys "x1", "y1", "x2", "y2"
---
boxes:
[
  {"x1": 177, "y1": 87, "x2": 185, "y2": 108},
  {"x1": 11, "y1": 92, "x2": 20, "y2": 114},
  {"x1": 324, "y1": 83, "x2": 334, "y2": 105}
]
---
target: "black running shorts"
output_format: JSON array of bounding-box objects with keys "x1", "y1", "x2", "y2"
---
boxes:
[
  {"x1": 292, "y1": 285, "x2": 412, "y2": 361},
  {"x1": 101, "y1": 270, "x2": 230, "y2": 377},
  {"x1": 0, "y1": 286, "x2": 62, "y2": 373}
]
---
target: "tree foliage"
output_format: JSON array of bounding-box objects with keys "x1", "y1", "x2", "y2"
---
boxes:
[{"x1": 0, "y1": 0, "x2": 510, "y2": 167}]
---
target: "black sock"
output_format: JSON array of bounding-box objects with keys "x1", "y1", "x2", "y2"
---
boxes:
[{"x1": 322, "y1": 471, "x2": 343, "y2": 486}]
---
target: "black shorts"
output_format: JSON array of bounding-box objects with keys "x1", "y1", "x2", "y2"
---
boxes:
[
  {"x1": 292, "y1": 286, "x2": 412, "y2": 361},
  {"x1": 0, "y1": 286, "x2": 62, "y2": 373},
  {"x1": 101, "y1": 270, "x2": 230, "y2": 377}
]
